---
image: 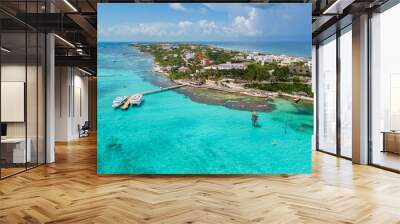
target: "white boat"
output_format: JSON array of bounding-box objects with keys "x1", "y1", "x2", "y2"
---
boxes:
[
  {"x1": 130, "y1": 94, "x2": 143, "y2": 106},
  {"x1": 112, "y1": 96, "x2": 128, "y2": 108}
]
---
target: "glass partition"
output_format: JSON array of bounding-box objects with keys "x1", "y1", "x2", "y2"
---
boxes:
[
  {"x1": 0, "y1": 1, "x2": 46, "y2": 179},
  {"x1": 1, "y1": 31, "x2": 28, "y2": 177},
  {"x1": 317, "y1": 35, "x2": 337, "y2": 154}
]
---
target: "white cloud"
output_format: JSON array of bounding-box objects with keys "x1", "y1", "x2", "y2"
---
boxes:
[
  {"x1": 195, "y1": 9, "x2": 260, "y2": 37},
  {"x1": 101, "y1": 22, "x2": 181, "y2": 38},
  {"x1": 198, "y1": 20, "x2": 218, "y2": 34},
  {"x1": 178, "y1": 21, "x2": 193, "y2": 29},
  {"x1": 99, "y1": 8, "x2": 263, "y2": 41},
  {"x1": 169, "y1": 3, "x2": 187, "y2": 12},
  {"x1": 230, "y1": 8, "x2": 260, "y2": 36}
]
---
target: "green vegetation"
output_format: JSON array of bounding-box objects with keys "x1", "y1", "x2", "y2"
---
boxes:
[
  {"x1": 292, "y1": 76, "x2": 301, "y2": 83},
  {"x1": 133, "y1": 43, "x2": 312, "y2": 97},
  {"x1": 138, "y1": 45, "x2": 185, "y2": 67},
  {"x1": 273, "y1": 66, "x2": 290, "y2": 81},
  {"x1": 169, "y1": 71, "x2": 187, "y2": 80},
  {"x1": 206, "y1": 49, "x2": 234, "y2": 64},
  {"x1": 245, "y1": 83, "x2": 313, "y2": 97},
  {"x1": 195, "y1": 63, "x2": 291, "y2": 83}
]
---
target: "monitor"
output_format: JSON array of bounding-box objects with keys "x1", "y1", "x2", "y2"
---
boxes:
[{"x1": 1, "y1": 123, "x2": 7, "y2": 137}]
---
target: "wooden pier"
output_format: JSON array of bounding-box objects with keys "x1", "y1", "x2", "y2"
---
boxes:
[
  {"x1": 116, "y1": 84, "x2": 186, "y2": 110},
  {"x1": 141, "y1": 84, "x2": 186, "y2": 95}
]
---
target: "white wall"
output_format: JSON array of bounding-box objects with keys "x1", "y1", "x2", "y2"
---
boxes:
[
  {"x1": 70, "y1": 72, "x2": 89, "y2": 138},
  {"x1": 55, "y1": 66, "x2": 69, "y2": 141},
  {"x1": 55, "y1": 67, "x2": 89, "y2": 141}
]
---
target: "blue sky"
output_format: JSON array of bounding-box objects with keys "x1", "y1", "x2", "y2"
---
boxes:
[{"x1": 98, "y1": 3, "x2": 311, "y2": 42}]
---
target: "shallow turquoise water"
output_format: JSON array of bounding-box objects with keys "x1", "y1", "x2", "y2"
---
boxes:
[{"x1": 97, "y1": 42, "x2": 313, "y2": 174}]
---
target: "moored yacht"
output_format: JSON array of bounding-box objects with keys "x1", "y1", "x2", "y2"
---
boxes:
[
  {"x1": 130, "y1": 94, "x2": 143, "y2": 106},
  {"x1": 112, "y1": 96, "x2": 128, "y2": 108}
]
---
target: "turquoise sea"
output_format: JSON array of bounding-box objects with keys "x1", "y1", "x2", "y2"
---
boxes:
[{"x1": 97, "y1": 42, "x2": 313, "y2": 174}]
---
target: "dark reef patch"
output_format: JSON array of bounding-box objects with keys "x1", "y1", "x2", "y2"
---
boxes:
[
  {"x1": 142, "y1": 70, "x2": 278, "y2": 112},
  {"x1": 107, "y1": 143, "x2": 122, "y2": 151}
]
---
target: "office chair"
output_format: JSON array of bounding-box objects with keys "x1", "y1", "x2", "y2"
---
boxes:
[{"x1": 79, "y1": 121, "x2": 90, "y2": 138}]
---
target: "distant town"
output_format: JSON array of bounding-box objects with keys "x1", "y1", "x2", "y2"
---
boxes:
[{"x1": 131, "y1": 43, "x2": 312, "y2": 100}]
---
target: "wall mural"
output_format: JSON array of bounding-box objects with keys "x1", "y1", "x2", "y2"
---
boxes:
[{"x1": 97, "y1": 3, "x2": 313, "y2": 174}]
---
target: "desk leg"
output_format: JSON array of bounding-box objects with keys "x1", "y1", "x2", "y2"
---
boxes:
[{"x1": 382, "y1": 133, "x2": 386, "y2": 153}]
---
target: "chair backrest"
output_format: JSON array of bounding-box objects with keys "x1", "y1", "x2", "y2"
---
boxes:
[{"x1": 82, "y1": 121, "x2": 90, "y2": 129}]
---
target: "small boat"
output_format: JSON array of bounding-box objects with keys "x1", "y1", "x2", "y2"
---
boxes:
[
  {"x1": 294, "y1": 97, "x2": 301, "y2": 103},
  {"x1": 112, "y1": 96, "x2": 128, "y2": 108},
  {"x1": 251, "y1": 111, "x2": 258, "y2": 127},
  {"x1": 121, "y1": 101, "x2": 130, "y2": 110},
  {"x1": 130, "y1": 94, "x2": 143, "y2": 106}
]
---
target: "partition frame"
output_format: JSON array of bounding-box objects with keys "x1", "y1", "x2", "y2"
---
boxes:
[
  {"x1": 315, "y1": 22, "x2": 353, "y2": 161},
  {"x1": 0, "y1": 1, "x2": 48, "y2": 180}
]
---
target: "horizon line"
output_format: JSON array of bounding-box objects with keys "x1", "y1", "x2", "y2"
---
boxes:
[{"x1": 97, "y1": 40, "x2": 312, "y2": 43}]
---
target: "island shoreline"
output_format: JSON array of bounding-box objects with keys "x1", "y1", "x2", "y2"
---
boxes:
[
  {"x1": 152, "y1": 61, "x2": 314, "y2": 104},
  {"x1": 134, "y1": 44, "x2": 314, "y2": 104}
]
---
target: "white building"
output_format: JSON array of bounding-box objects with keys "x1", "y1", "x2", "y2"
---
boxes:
[
  {"x1": 184, "y1": 52, "x2": 195, "y2": 60},
  {"x1": 205, "y1": 62, "x2": 247, "y2": 70},
  {"x1": 178, "y1": 66, "x2": 190, "y2": 73},
  {"x1": 160, "y1": 44, "x2": 172, "y2": 50}
]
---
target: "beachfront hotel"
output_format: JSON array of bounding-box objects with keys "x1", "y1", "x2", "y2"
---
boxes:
[{"x1": 1, "y1": 0, "x2": 400, "y2": 223}]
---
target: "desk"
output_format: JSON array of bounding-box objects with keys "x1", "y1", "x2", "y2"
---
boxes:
[
  {"x1": 382, "y1": 131, "x2": 400, "y2": 154},
  {"x1": 1, "y1": 138, "x2": 31, "y2": 163}
]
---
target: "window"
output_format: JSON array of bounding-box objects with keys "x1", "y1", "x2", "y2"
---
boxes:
[
  {"x1": 317, "y1": 35, "x2": 337, "y2": 154},
  {"x1": 339, "y1": 26, "x2": 352, "y2": 158},
  {"x1": 370, "y1": 3, "x2": 400, "y2": 171}
]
